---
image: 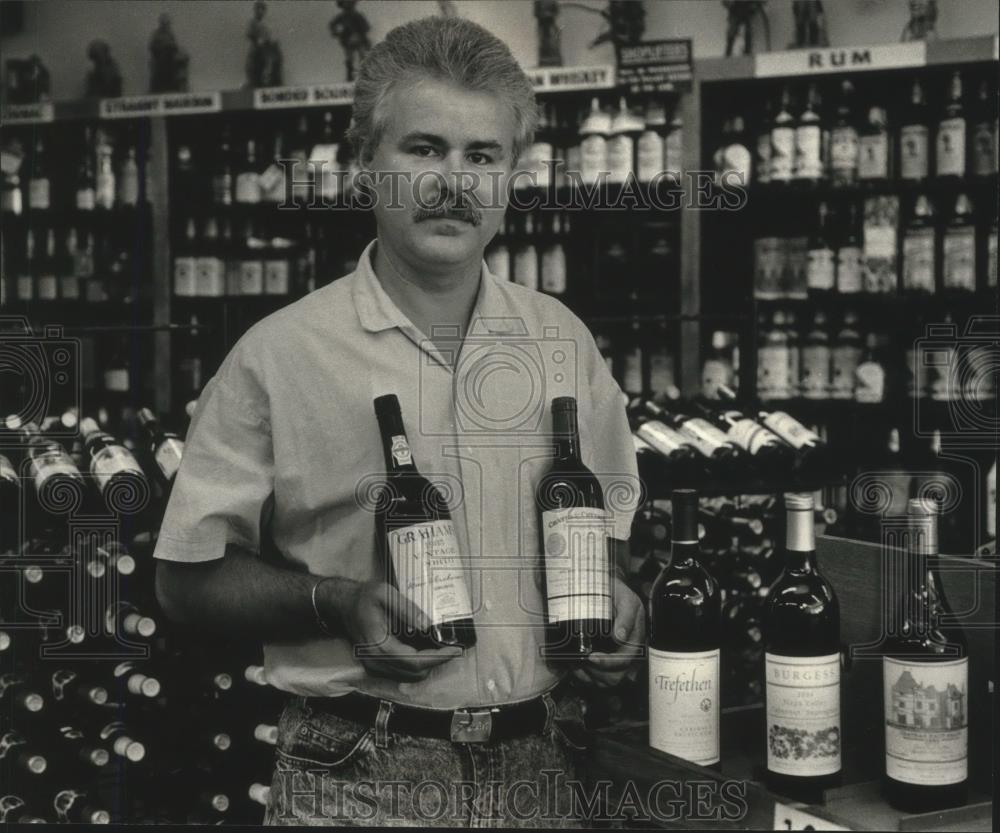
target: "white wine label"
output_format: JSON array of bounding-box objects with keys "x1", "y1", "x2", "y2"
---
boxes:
[
  {"x1": 154, "y1": 438, "x2": 185, "y2": 481},
  {"x1": 836, "y1": 246, "x2": 863, "y2": 293},
  {"x1": 678, "y1": 418, "x2": 731, "y2": 457},
  {"x1": 388, "y1": 520, "x2": 472, "y2": 626},
  {"x1": 830, "y1": 345, "x2": 862, "y2": 400},
  {"x1": 664, "y1": 131, "x2": 683, "y2": 178},
  {"x1": 264, "y1": 259, "x2": 290, "y2": 295},
  {"x1": 541, "y1": 507, "x2": 612, "y2": 624},
  {"x1": 28, "y1": 179, "x2": 51, "y2": 210},
  {"x1": 390, "y1": 435, "x2": 412, "y2": 466},
  {"x1": 92, "y1": 446, "x2": 144, "y2": 493},
  {"x1": 795, "y1": 125, "x2": 823, "y2": 179},
  {"x1": 829, "y1": 127, "x2": 859, "y2": 178},
  {"x1": 943, "y1": 228, "x2": 976, "y2": 291},
  {"x1": 104, "y1": 368, "x2": 129, "y2": 393},
  {"x1": 807, "y1": 247, "x2": 836, "y2": 291},
  {"x1": 31, "y1": 452, "x2": 80, "y2": 490},
  {"x1": 59, "y1": 276, "x2": 80, "y2": 300},
  {"x1": 540, "y1": 245, "x2": 567, "y2": 294},
  {"x1": 726, "y1": 416, "x2": 783, "y2": 455},
  {"x1": 637, "y1": 133, "x2": 665, "y2": 182},
  {"x1": 580, "y1": 136, "x2": 607, "y2": 186},
  {"x1": 859, "y1": 134, "x2": 889, "y2": 180},
  {"x1": 96, "y1": 174, "x2": 115, "y2": 209},
  {"x1": 76, "y1": 188, "x2": 97, "y2": 211},
  {"x1": 763, "y1": 412, "x2": 820, "y2": 450},
  {"x1": 900, "y1": 125, "x2": 929, "y2": 179},
  {"x1": 801, "y1": 345, "x2": 832, "y2": 399},
  {"x1": 196, "y1": 257, "x2": 225, "y2": 297},
  {"x1": 903, "y1": 231, "x2": 935, "y2": 292},
  {"x1": 235, "y1": 173, "x2": 261, "y2": 204},
  {"x1": 758, "y1": 344, "x2": 791, "y2": 400},
  {"x1": 649, "y1": 647, "x2": 720, "y2": 766},
  {"x1": 606, "y1": 135, "x2": 633, "y2": 184},
  {"x1": 755, "y1": 132, "x2": 772, "y2": 184},
  {"x1": 637, "y1": 421, "x2": 689, "y2": 456},
  {"x1": 17, "y1": 275, "x2": 34, "y2": 301},
  {"x1": 239, "y1": 261, "x2": 264, "y2": 295},
  {"x1": 884, "y1": 657, "x2": 968, "y2": 786},
  {"x1": 766, "y1": 653, "x2": 842, "y2": 776},
  {"x1": 935, "y1": 119, "x2": 966, "y2": 176},
  {"x1": 972, "y1": 121, "x2": 997, "y2": 175},
  {"x1": 37, "y1": 275, "x2": 58, "y2": 300},
  {"x1": 855, "y1": 361, "x2": 886, "y2": 404},
  {"x1": 174, "y1": 256, "x2": 197, "y2": 296},
  {"x1": 770, "y1": 126, "x2": 795, "y2": 181}
]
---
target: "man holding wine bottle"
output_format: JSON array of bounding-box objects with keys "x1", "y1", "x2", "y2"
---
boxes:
[{"x1": 154, "y1": 15, "x2": 643, "y2": 827}]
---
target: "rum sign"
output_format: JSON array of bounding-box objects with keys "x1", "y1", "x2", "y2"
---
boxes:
[{"x1": 755, "y1": 42, "x2": 926, "y2": 78}]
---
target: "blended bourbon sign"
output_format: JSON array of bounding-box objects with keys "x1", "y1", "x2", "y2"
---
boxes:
[{"x1": 616, "y1": 39, "x2": 693, "y2": 95}]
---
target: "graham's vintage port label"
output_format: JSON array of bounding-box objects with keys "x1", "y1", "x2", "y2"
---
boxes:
[
  {"x1": 766, "y1": 653, "x2": 841, "y2": 776},
  {"x1": 542, "y1": 508, "x2": 611, "y2": 624},
  {"x1": 884, "y1": 657, "x2": 968, "y2": 786},
  {"x1": 649, "y1": 647, "x2": 720, "y2": 766},
  {"x1": 388, "y1": 520, "x2": 471, "y2": 627}
]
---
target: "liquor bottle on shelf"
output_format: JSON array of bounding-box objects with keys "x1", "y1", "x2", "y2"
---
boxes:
[
  {"x1": 607, "y1": 97, "x2": 641, "y2": 184},
  {"x1": 15, "y1": 228, "x2": 35, "y2": 302},
  {"x1": 536, "y1": 396, "x2": 614, "y2": 657},
  {"x1": 263, "y1": 235, "x2": 294, "y2": 296},
  {"x1": 664, "y1": 101, "x2": 684, "y2": 182},
  {"x1": 988, "y1": 201, "x2": 998, "y2": 289},
  {"x1": 27, "y1": 134, "x2": 50, "y2": 212},
  {"x1": 76, "y1": 127, "x2": 97, "y2": 211},
  {"x1": 835, "y1": 202, "x2": 863, "y2": 295},
  {"x1": 80, "y1": 417, "x2": 149, "y2": 513},
  {"x1": 830, "y1": 311, "x2": 862, "y2": 401},
  {"x1": 714, "y1": 114, "x2": 752, "y2": 187},
  {"x1": 197, "y1": 215, "x2": 226, "y2": 297},
  {"x1": 289, "y1": 114, "x2": 314, "y2": 204},
  {"x1": 213, "y1": 124, "x2": 234, "y2": 206},
  {"x1": 692, "y1": 397, "x2": 795, "y2": 478},
  {"x1": 36, "y1": 227, "x2": 58, "y2": 301},
  {"x1": 633, "y1": 398, "x2": 746, "y2": 478},
  {"x1": 755, "y1": 95, "x2": 774, "y2": 186},
  {"x1": 769, "y1": 85, "x2": 796, "y2": 184},
  {"x1": 59, "y1": 229, "x2": 80, "y2": 301},
  {"x1": 240, "y1": 219, "x2": 265, "y2": 296},
  {"x1": 806, "y1": 202, "x2": 835, "y2": 293},
  {"x1": 638, "y1": 100, "x2": 667, "y2": 184},
  {"x1": 935, "y1": 71, "x2": 966, "y2": 179},
  {"x1": 118, "y1": 137, "x2": 140, "y2": 208},
  {"x1": 373, "y1": 394, "x2": 476, "y2": 650},
  {"x1": 540, "y1": 212, "x2": 567, "y2": 296},
  {"x1": 882, "y1": 499, "x2": 968, "y2": 812},
  {"x1": 800, "y1": 310, "x2": 832, "y2": 401},
  {"x1": 647, "y1": 325, "x2": 675, "y2": 397},
  {"x1": 648, "y1": 489, "x2": 721, "y2": 767},
  {"x1": 757, "y1": 309, "x2": 793, "y2": 401},
  {"x1": 942, "y1": 194, "x2": 976, "y2": 293},
  {"x1": 579, "y1": 98, "x2": 610, "y2": 186},
  {"x1": 174, "y1": 217, "x2": 198, "y2": 297},
  {"x1": 764, "y1": 493, "x2": 841, "y2": 803},
  {"x1": 137, "y1": 406, "x2": 185, "y2": 491},
  {"x1": 701, "y1": 330, "x2": 738, "y2": 399},
  {"x1": 95, "y1": 132, "x2": 116, "y2": 210},
  {"x1": 235, "y1": 136, "x2": 262, "y2": 204},
  {"x1": 971, "y1": 78, "x2": 998, "y2": 177},
  {"x1": 855, "y1": 331, "x2": 887, "y2": 404},
  {"x1": 900, "y1": 79, "x2": 930, "y2": 182},
  {"x1": 902, "y1": 195, "x2": 937, "y2": 293},
  {"x1": 794, "y1": 83, "x2": 823, "y2": 183},
  {"x1": 829, "y1": 80, "x2": 859, "y2": 187},
  {"x1": 859, "y1": 106, "x2": 891, "y2": 182},
  {"x1": 513, "y1": 213, "x2": 539, "y2": 290},
  {"x1": 622, "y1": 322, "x2": 644, "y2": 398},
  {"x1": 985, "y1": 460, "x2": 996, "y2": 545}
]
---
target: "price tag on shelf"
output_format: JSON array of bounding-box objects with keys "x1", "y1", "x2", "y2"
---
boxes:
[{"x1": 773, "y1": 801, "x2": 850, "y2": 831}]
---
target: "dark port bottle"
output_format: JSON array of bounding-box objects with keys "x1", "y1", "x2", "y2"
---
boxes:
[
  {"x1": 648, "y1": 489, "x2": 722, "y2": 767},
  {"x1": 764, "y1": 493, "x2": 841, "y2": 803},
  {"x1": 373, "y1": 394, "x2": 476, "y2": 650},
  {"x1": 882, "y1": 498, "x2": 968, "y2": 812},
  {"x1": 536, "y1": 396, "x2": 615, "y2": 658}
]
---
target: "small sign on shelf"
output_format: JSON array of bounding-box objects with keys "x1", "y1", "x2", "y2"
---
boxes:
[{"x1": 616, "y1": 39, "x2": 693, "y2": 95}]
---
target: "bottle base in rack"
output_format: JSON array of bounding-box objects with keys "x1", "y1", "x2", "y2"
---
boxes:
[
  {"x1": 542, "y1": 619, "x2": 617, "y2": 659},
  {"x1": 765, "y1": 769, "x2": 842, "y2": 806},
  {"x1": 882, "y1": 776, "x2": 968, "y2": 814}
]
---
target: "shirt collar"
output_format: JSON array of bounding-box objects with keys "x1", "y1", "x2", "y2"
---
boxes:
[{"x1": 351, "y1": 239, "x2": 521, "y2": 337}]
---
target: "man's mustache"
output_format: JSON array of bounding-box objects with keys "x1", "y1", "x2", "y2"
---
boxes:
[{"x1": 413, "y1": 202, "x2": 482, "y2": 226}]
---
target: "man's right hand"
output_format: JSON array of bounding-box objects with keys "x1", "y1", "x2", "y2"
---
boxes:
[{"x1": 318, "y1": 579, "x2": 462, "y2": 682}]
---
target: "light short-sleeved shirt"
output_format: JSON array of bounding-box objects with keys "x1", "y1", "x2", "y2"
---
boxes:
[{"x1": 154, "y1": 240, "x2": 640, "y2": 709}]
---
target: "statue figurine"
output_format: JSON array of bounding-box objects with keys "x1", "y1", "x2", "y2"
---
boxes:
[
  {"x1": 149, "y1": 14, "x2": 190, "y2": 93},
  {"x1": 246, "y1": 0, "x2": 283, "y2": 88},
  {"x1": 590, "y1": 0, "x2": 646, "y2": 50},
  {"x1": 534, "y1": 0, "x2": 562, "y2": 67},
  {"x1": 902, "y1": 0, "x2": 938, "y2": 41},
  {"x1": 329, "y1": 0, "x2": 371, "y2": 82},
  {"x1": 85, "y1": 40, "x2": 123, "y2": 98},
  {"x1": 723, "y1": 1, "x2": 770, "y2": 56},
  {"x1": 437, "y1": 1, "x2": 458, "y2": 15},
  {"x1": 4, "y1": 54, "x2": 51, "y2": 104},
  {"x1": 791, "y1": 0, "x2": 828, "y2": 48}
]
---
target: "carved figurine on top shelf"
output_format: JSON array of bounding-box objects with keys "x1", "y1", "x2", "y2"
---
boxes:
[
  {"x1": 4, "y1": 54, "x2": 51, "y2": 104},
  {"x1": 534, "y1": 0, "x2": 562, "y2": 67},
  {"x1": 329, "y1": 0, "x2": 371, "y2": 82},
  {"x1": 589, "y1": 0, "x2": 645, "y2": 50},
  {"x1": 149, "y1": 13, "x2": 190, "y2": 93},
  {"x1": 723, "y1": 0, "x2": 770, "y2": 56},
  {"x1": 790, "y1": 0, "x2": 828, "y2": 48},
  {"x1": 85, "y1": 40, "x2": 122, "y2": 98},
  {"x1": 901, "y1": 0, "x2": 937, "y2": 41},
  {"x1": 245, "y1": 0, "x2": 283, "y2": 88},
  {"x1": 437, "y1": 1, "x2": 458, "y2": 16}
]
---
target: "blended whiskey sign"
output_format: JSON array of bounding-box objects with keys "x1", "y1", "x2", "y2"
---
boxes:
[{"x1": 616, "y1": 39, "x2": 693, "y2": 95}]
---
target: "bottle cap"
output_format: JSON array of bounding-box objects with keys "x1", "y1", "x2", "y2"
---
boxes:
[
  {"x1": 783, "y1": 492, "x2": 814, "y2": 510},
  {"x1": 551, "y1": 396, "x2": 577, "y2": 412}
]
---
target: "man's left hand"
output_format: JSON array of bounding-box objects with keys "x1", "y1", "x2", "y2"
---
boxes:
[{"x1": 573, "y1": 577, "x2": 646, "y2": 688}]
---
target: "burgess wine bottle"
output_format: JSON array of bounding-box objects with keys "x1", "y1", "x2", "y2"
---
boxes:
[
  {"x1": 764, "y1": 493, "x2": 842, "y2": 803},
  {"x1": 882, "y1": 498, "x2": 968, "y2": 812},
  {"x1": 373, "y1": 394, "x2": 476, "y2": 650},
  {"x1": 536, "y1": 396, "x2": 615, "y2": 658},
  {"x1": 648, "y1": 489, "x2": 722, "y2": 767}
]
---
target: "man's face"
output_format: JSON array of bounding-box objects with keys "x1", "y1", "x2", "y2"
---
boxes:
[{"x1": 365, "y1": 76, "x2": 514, "y2": 273}]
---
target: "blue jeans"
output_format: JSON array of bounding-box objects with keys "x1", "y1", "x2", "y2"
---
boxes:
[{"x1": 263, "y1": 693, "x2": 591, "y2": 827}]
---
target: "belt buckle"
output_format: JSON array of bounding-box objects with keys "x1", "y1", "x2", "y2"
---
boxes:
[{"x1": 450, "y1": 708, "x2": 493, "y2": 743}]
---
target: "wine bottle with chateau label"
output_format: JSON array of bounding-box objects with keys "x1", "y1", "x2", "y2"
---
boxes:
[
  {"x1": 536, "y1": 396, "x2": 614, "y2": 657},
  {"x1": 373, "y1": 394, "x2": 475, "y2": 650},
  {"x1": 764, "y1": 493, "x2": 841, "y2": 803},
  {"x1": 648, "y1": 489, "x2": 721, "y2": 767},
  {"x1": 883, "y1": 499, "x2": 968, "y2": 812}
]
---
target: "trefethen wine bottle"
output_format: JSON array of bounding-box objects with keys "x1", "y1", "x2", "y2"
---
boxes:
[
  {"x1": 373, "y1": 394, "x2": 475, "y2": 649},
  {"x1": 536, "y1": 396, "x2": 615, "y2": 657},
  {"x1": 648, "y1": 489, "x2": 722, "y2": 767},
  {"x1": 883, "y1": 498, "x2": 968, "y2": 812},
  {"x1": 764, "y1": 492, "x2": 841, "y2": 803}
]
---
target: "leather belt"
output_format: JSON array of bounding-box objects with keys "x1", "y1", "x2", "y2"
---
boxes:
[{"x1": 303, "y1": 688, "x2": 558, "y2": 744}]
